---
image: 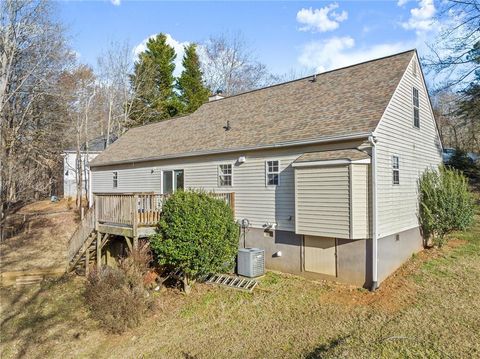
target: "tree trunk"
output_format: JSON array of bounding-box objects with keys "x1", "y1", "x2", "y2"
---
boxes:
[{"x1": 182, "y1": 274, "x2": 195, "y2": 295}]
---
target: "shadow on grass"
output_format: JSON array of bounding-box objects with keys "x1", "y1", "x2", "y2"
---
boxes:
[
  {"x1": 304, "y1": 334, "x2": 351, "y2": 359},
  {"x1": 0, "y1": 276, "x2": 90, "y2": 359}
]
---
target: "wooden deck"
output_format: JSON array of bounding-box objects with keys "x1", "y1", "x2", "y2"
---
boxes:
[
  {"x1": 94, "y1": 192, "x2": 235, "y2": 238},
  {"x1": 67, "y1": 192, "x2": 235, "y2": 273}
]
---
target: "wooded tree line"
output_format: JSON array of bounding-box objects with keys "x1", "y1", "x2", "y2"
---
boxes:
[
  {"x1": 427, "y1": 0, "x2": 479, "y2": 153},
  {"x1": 0, "y1": 0, "x2": 280, "y2": 220}
]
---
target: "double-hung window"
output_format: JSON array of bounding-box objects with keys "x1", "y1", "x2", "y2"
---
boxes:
[
  {"x1": 218, "y1": 164, "x2": 232, "y2": 186},
  {"x1": 113, "y1": 171, "x2": 118, "y2": 188},
  {"x1": 413, "y1": 87, "x2": 420, "y2": 128},
  {"x1": 266, "y1": 160, "x2": 279, "y2": 186},
  {"x1": 392, "y1": 156, "x2": 400, "y2": 185}
]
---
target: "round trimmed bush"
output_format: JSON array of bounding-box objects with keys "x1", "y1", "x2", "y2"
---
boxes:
[{"x1": 150, "y1": 191, "x2": 239, "y2": 293}]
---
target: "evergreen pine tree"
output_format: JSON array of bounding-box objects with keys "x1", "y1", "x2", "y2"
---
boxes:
[
  {"x1": 177, "y1": 44, "x2": 209, "y2": 114},
  {"x1": 129, "y1": 34, "x2": 180, "y2": 126}
]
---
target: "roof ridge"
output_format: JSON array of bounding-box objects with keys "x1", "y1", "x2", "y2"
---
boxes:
[
  {"x1": 201, "y1": 48, "x2": 416, "y2": 103},
  {"x1": 127, "y1": 49, "x2": 416, "y2": 132}
]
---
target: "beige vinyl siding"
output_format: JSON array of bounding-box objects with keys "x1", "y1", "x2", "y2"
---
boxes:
[
  {"x1": 350, "y1": 164, "x2": 370, "y2": 239},
  {"x1": 374, "y1": 54, "x2": 442, "y2": 237},
  {"x1": 91, "y1": 140, "x2": 366, "y2": 231},
  {"x1": 91, "y1": 167, "x2": 161, "y2": 193},
  {"x1": 295, "y1": 165, "x2": 351, "y2": 239}
]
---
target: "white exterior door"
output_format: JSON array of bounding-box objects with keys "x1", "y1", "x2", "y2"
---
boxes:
[{"x1": 304, "y1": 236, "x2": 337, "y2": 276}]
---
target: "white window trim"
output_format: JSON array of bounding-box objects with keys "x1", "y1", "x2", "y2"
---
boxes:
[
  {"x1": 161, "y1": 168, "x2": 184, "y2": 194},
  {"x1": 217, "y1": 163, "x2": 233, "y2": 187},
  {"x1": 413, "y1": 87, "x2": 420, "y2": 129},
  {"x1": 265, "y1": 159, "x2": 280, "y2": 187},
  {"x1": 392, "y1": 155, "x2": 400, "y2": 185}
]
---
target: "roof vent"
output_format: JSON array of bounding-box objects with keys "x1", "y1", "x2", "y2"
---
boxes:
[
  {"x1": 223, "y1": 120, "x2": 231, "y2": 131},
  {"x1": 311, "y1": 74, "x2": 317, "y2": 82}
]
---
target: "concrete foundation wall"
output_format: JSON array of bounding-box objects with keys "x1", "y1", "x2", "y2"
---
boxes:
[
  {"x1": 243, "y1": 226, "x2": 423, "y2": 288},
  {"x1": 336, "y1": 238, "x2": 371, "y2": 287},
  {"x1": 377, "y1": 226, "x2": 423, "y2": 283},
  {"x1": 243, "y1": 228, "x2": 303, "y2": 274}
]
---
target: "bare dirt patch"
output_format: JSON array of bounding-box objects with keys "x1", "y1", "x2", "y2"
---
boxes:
[
  {"x1": 321, "y1": 238, "x2": 470, "y2": 313},
  {"x1": 0, "y1": 199, "x2": 78, "y2": 274}
]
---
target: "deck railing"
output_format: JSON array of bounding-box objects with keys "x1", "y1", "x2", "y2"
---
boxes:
[
  {"x1": 68, "y1": 206, "x2": 95, "y2": 262},
  {"x1": 94, "y1": 192, "x2": 235, "y2": 229}
]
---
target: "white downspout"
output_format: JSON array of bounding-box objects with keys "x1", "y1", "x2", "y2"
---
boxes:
[{"x1": 368, "y1": 135, "x2": 378, "y2": 291}]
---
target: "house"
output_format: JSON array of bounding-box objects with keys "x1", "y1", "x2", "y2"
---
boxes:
[
  {"x1": 86, "y1": 50, "x2": 442, "y2": 289},
  {"x1": 63, "y1": 135, "x2": 116, "y2": 199}
]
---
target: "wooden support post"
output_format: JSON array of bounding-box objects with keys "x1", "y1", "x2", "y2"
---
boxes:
[
  {"x1": 94, "y1": 194, "x2": 98, "y2": 231},
  {"x1": 101, "y1": 233, "x2": 109, "y2": 250},
  {"x1": 96, "y1": 231, "x2": 101, "y2": 268},
  {"x1": 133, "y1": 194, "x2": 139, "y2": 238},
  {"x1": 133, "y1": 236, "x2": 138, "y2": 250},
  {"x1": 124, "y1": 236, "x2": 133, "y2": 252},
  {"x1": 230, "y1": 192, "x2": 235, "y2": 214},
  {"x1": 85, "y1": 248, "x2": 90, "y2": 276}
]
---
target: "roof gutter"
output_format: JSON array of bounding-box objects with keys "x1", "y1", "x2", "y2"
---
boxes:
[{"x1": 90, "y1": 132, "x2": 371, "y2": 168}]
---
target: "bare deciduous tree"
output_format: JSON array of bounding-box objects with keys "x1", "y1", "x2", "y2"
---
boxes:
[
  {"x1": 0, "y1": 0, "x2": 73, "y2": 222},
  {"x1": 97, "y1": 41, "x2": 136, "y2": 141},
  {"x1": 424, "y1": 0, "x2": 480, "y2": 90},
  {"x1": 200, "y1": 32, "x2": 277, "y2": 96}
]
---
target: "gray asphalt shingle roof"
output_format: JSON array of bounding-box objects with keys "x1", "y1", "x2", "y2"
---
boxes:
[{"x1": 91, "y1": 50, "x2": 414, "y2": 167}]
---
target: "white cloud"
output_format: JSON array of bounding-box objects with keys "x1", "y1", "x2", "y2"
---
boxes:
[
  {"x1": 110, "y1": 0, "x2": 121, "y2": 6},
  {"x1": 133, "y1": 33, "x2": 189, "y2": 76},
  {"x1": 296, "y1": 4, "x2": 348, "y2": 33},
  {"x1": 397, "y1": 0, "x2": 412, "y2": 6},
  {"x1": 401, "y1": 0, "x2": 436, "y2": 32},
  {"x1": 298, "y1": 37, "x2": 411, "y2": 73}
]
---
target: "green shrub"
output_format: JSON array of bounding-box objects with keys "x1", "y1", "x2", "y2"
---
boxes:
[
  {"x1": 419, "y1": 166, "x2": 475, "y2": 247},
  {"x1": 84, "y1": 243, "x2": 155, "y2": 333},
  {"x1": 150, "y1": 191, "x2": 239, "y2": 293},
  {"x1": 447, "y1": 148, "x2": 479, "y2": 178}
]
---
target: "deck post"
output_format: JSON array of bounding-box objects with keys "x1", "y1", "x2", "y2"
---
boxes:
[
  {"x1": 132, "y1": 194, "x2": 138, "y2": 238},
  {"x1": 124, "y1": 236, "x2": 133, "y2": 252},
  {"x1": 94, "y1": 194, "x2": 98, "y2": 231},
  {"x1": 133, "y1": 236, "x2": 138, "y2": 250},
  {"x1": 230, "y1": 192, "x2": 235, "y2": 214},
  {"x1": 85, "y1": 248, "x2": 90, "y2": 276},
  {"x1": 96, "y1": 231, "x2": 101, "y2": 268}
]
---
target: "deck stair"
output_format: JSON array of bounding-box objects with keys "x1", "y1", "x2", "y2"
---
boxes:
[
  {"x1": 204, "y1": 274, "x2": 258, "y2": 292},
  {"x1": 67, "y1": 207, "x2": 98, "y2": 274},
  {"x1": 68, "y1": 232, "x2": 98, "y2": 274}
]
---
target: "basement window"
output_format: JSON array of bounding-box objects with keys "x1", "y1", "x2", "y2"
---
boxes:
[
  {"x1": 266, "y1": 160, "x2": 279, "y2": 186},
  {"x1": 413, "y1": 87, "x2": 420, "y2": 128},
  {"x1": 392, "y1": 156, "x2": 400, "y2": 185},
  {"x1": 113, "y1": 171, "x2": 118, "y2": 188},
  {"x1": 218, "y1": 164, "x2": 232, "y2": 186}
]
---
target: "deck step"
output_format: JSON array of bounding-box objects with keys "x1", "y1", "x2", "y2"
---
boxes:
[
  {"x1": 204, "y1": 274, "x2": 258, "y2": 292},
  {"x1": 15, "y1": 275, "x2": 44, "y2": 286}
]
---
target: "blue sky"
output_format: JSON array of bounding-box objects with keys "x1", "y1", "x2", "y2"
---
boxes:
[{"x1": 59, "y1": 1, "x2": 439, "y2": 77}]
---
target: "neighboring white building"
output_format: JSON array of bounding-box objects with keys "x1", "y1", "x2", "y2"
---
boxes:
[{"x1": 63, "y1": 136, "x2": 115, "y2": 199}]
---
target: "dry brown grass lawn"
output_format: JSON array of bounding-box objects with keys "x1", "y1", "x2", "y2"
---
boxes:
[
  {"x1": 1, "y1": 214, "x2": 479, "y2": 358},
  {"x1": 0, "y1": 199, "x2": 78, "y2": 273}
]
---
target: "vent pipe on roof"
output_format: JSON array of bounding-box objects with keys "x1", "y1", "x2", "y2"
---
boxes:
[
  {"x1": 311, "y1": 74, "x2": 317, "y2": 82},
  {"x1": 223, "y1": 120, "x2": 231, "y2": 131}
]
